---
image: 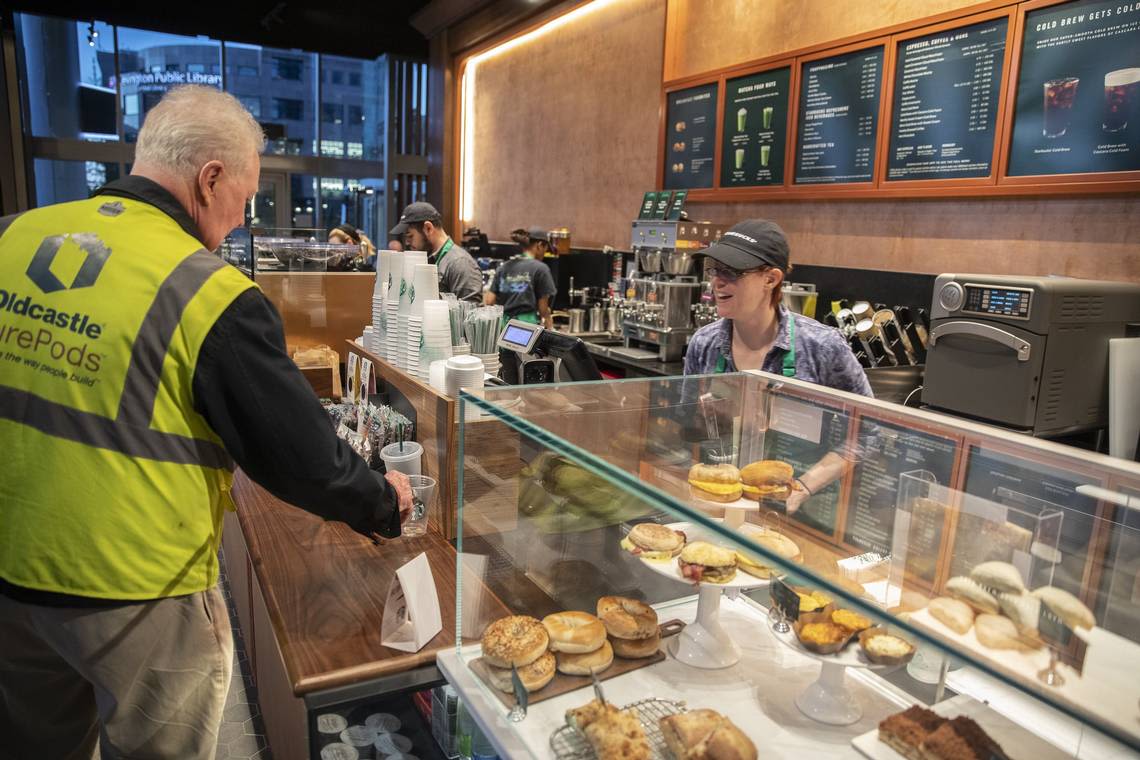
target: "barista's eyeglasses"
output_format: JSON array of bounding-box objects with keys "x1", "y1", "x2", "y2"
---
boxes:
[{"x1": 706, "y1": 265, "x2": 762, "y2": 282}]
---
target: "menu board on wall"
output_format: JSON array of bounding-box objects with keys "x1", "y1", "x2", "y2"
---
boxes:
[
  {"x1": 795, "y1": 46, "x2": 885, "y2": 184},
  {"x1": 1007, "y1": 0, "x2": 1140, "y2": 176},
  {"x1": 763, "y1": 396, "x2": 850, "y2": 536},
  {"x1": 887, "y1": 17, "x2": 1009, "y2": 180},
  {"x1": 843, "y1": 419, "x2": 957, "y2": 574},
  {"x1": 956, "y1": 447, "x2": 1100, "y2": 595},
  {"x1": 720, "y1": 68, "x2": 791, "y2": 187},
  {"x1": 664, "y1": 83, "x2": 718, "y2": 190}
]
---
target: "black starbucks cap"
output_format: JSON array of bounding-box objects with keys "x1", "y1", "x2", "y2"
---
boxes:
[
  {"x1": 699, "y1": 219, "x2": 790, "y2": 272},
  {"x1": 389, "y1": 201, "x2": 442, "y2": 236}
]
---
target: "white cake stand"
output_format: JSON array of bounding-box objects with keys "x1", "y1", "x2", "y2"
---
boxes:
[
  {"x1": 633, "y1": 520, "x2": 768, "y2": 670},
  {"x1": 769, "y1": 622, "x2": 888, "y2": 725},
  {"x1": 688, "y1": 488, "x2": 764, "y2": 530}
]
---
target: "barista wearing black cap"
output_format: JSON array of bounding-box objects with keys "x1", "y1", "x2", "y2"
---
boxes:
[
  {"x1": 390, "y1": 201, "x2": 482, "y2": 302},
  {"x1": 684, "y1": 220, "x2": 872, "y2": 514},
  {"x1": 485, "y1": 228, "x2": 557, "y2": 329}
]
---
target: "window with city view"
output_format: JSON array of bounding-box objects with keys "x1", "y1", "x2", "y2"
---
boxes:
[{"x1": 14, "y1": 11, "x2": 426, "y2": 245}]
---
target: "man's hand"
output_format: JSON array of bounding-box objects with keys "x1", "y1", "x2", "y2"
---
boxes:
[{"x1": 385, "y1": 470, "x2": 414, "y2": 523}]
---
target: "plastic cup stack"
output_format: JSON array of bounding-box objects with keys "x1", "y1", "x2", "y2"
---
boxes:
[
  {"x1": 474, "y1": 352, "x2": 500, "y2": 378},
  {"x1": 418, "y1": 299, "x2": 453, "y2": 381}
]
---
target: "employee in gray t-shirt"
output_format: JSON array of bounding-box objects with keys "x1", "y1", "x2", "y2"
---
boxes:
[
  {"x1": 390, "y1": 202, "x2": 483, "y2": 303},
  {"x1": 486, "y1": 228, "x2": 557, "y2": 328}
]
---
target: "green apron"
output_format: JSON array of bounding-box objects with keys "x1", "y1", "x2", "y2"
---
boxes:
[
  {"x1": 714, "y1": 316, "x2": 796, "y2": 377},
  {"x1": 501, "y1": 310, "x2": 540, "y2": 330}
]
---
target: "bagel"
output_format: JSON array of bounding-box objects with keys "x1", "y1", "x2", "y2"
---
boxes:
[
  {"x1": 610, "y1": 633, "x2": 660, "y2": 659},
  {"x1": 688, "y1": 463, "x2": 743, "y2": 503},
  {"x1": 597, "y1": 596, "x2": 659, "y2": 640},
  {"x1": 481, "y1": 615, "x2": 549, "y2": 668},
  {"x1": 542, "y1": 611, "x2": 607, "y2": 654},
  {"x1": 556, "y1": 640, "x2": 614, "y2": 676},
  {"x1": 484, "y1": 651, "x2": 556, "y2": 693}
]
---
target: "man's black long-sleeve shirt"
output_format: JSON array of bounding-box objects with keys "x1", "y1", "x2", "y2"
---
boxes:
[{"x1": 0, "y1": 176, "x2": 398, "y2": 607}]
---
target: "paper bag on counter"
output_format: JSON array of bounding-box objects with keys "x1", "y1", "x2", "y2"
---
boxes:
[{"x1": 381, "y1": 552, "x2": 442, "y2": 652}]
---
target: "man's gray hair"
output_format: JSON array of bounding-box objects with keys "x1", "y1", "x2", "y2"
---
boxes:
[{"x1": 135, "y1": 86, "x2": 266, "y2": 177}]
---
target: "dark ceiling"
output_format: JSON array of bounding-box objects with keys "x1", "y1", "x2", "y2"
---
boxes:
[{"x1": 3, "y1": 0, "x2": 432, "y2": 59}]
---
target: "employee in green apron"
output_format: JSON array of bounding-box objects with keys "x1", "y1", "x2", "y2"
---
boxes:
[
  {"x1": 485, "y1": 227, "x2": 557, "y2": 329},
  {"x1": 683, "y1": 219, "x2": 872, "y2": 514}
]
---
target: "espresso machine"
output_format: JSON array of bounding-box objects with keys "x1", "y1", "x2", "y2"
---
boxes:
[{"x1": 619, "y1": 220, "x2": 725, "y2": 362}]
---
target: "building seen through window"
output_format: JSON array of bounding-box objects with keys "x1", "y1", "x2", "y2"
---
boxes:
[{"x1": 14, "y1": 12, "x2": 427, "y2": 244}]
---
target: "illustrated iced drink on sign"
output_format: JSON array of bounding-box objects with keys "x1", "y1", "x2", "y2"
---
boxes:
[
  {"x1": 762, "y1": 106, "x2": 774, "y2": 130},
  {"x1": 760, "y1": 144, "x2": 771, "y2": 168},
  {"x1": 1102, "y1": 68, "x2": 1140, "y2": 133},
  {"x1": 737, "y1": 108, "x2": 748, "y2": 132},
  {"x1": 735, "y1": 148, "x2": 746, "y2": 170},
  {"x1": 1043, "y1": 77, "x2": 1079, "y2": 138}
]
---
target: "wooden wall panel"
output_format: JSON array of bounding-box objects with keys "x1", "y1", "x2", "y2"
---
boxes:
[
  {"x1": 461, "y1": 0, "x2": 1140, "y2": 282},
  {"x1": 466, "y1": 0, "x2": 666, "y2": 244},
  {"x1": 664, "y1": 0, "x2": 983, "y2": 82},
  {"x1": 691, "y1": 196, "x2": 1140, "y2": 283}
]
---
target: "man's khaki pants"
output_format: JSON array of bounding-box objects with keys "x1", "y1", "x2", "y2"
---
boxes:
[{"x1": 0, "y1": 586, "x2": 232, "y2": 760}]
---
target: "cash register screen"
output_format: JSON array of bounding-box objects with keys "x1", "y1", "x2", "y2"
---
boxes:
[{"x1": 502, "y1": 323, "x2": 541, "y2": 351}]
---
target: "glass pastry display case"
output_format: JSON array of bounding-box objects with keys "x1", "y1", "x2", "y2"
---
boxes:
[{"x1": 444, "y1": 370, "x2": 1140, "y2": 759}]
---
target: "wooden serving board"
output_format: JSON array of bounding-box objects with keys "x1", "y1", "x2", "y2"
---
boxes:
[{"x1": 470, "y1": 621, "x2": 683, "y2": 708}]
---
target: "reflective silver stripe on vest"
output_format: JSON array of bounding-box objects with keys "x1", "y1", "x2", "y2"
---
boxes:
[
  {"x1": 116, "y1": 249, "x2": 227, "y2": 427},
  {"x1": 0, "y1": 386, "x2": 232, "y2": 468}
]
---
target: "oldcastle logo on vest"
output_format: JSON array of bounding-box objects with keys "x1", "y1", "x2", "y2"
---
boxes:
[{"x1": 0, "y1": 233, "x2": 109, "y2": 376}]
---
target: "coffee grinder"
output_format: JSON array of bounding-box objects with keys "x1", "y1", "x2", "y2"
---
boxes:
[{"x1": 620, "y1": 220, "x2": 725, "y2": 362}]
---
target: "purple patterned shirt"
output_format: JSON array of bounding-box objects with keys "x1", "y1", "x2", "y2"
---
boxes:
[{"x1": 683, "y1": 305, "x2": 873, "y2": 397}]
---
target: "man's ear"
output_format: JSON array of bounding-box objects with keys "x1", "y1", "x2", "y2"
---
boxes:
[{"x1": 197, "y1": 161, "x2": 225, "y2": 206}]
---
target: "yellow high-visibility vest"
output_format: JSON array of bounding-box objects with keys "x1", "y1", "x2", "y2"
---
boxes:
[{"x1": 0, "y1": 195, "x2": 256, "y2": 599}]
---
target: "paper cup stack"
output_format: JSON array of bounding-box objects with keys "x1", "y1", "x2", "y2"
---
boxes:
[
  {"x1": 403, "y1": 261, "x2": 439, "y2": 377},
  {"x1": 395, "y1": 253, "x2": 428, "y2": 370},
  {"x1": 372, "y1": 251, "x2": 397, "y2": 358},
  {"x1": 474, "y1": 352, "x2": 500, "y2": 378},
  {"x1": 445, "y1": 354, "x2": 485, "y2": 421},
  {"x1": 418, "y1": 299, "x2": 453, "y2": 381}
]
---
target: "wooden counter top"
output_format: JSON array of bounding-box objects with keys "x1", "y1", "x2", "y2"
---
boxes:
[{"x1": 231, "y1": 470, "x2": 509, "y2": 696}]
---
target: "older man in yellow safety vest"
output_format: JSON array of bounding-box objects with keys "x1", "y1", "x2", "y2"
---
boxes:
[{"x1": 0, "y1": 86, "x2": 411, "y2": 759}]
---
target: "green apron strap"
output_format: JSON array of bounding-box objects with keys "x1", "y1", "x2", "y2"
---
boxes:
[
  {"x1": 500, "y1": 311, "x2": 540, "y2": 330},
  {"x1": 716, "y1": 315, "x2": 794, "y2": 375},
  {"x1": 782, "y1": 315, "x2": 796, "y2": 378},
  {"x1": 434, "y1": 238, "x2": 454, "y2": 266}
]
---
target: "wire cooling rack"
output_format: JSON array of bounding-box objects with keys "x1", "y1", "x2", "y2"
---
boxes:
[{"x1": 549, "y1": 698, "x2": 687, "y2": 759}]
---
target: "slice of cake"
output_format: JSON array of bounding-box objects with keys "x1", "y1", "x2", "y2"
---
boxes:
[
  {"x1": 920, "y1": 716, "x2": 1010, "y2": 760},
  {"x1": 879, "y1": 705, "x2": 945, "y2": 760}
]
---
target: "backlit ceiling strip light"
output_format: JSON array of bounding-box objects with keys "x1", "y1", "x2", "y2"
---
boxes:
[{"x1": 459, "y1": 0, "x2": 625, "y2": 223}]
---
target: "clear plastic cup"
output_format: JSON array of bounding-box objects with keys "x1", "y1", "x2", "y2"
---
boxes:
[
  {"x1": 380, "y1": 441, "x2": 423, "y2": 476},
  {"x1": 403, "y1": 475, "x2": 435, "y2": 537}
]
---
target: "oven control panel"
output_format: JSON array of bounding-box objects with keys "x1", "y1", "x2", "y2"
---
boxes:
[{"x1": 960, "y1": 283, "x2": 1032, "y2": 320}]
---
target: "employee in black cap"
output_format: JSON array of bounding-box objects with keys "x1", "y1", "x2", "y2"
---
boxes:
[
  {"x1": 390, "y1": 201, "x2": 482, "y2": 302},
  {"x1": 684, "y1": 219, "x2": 872, "y2": 513},
  {"x1": 486, "y1": 228, "x2": 557, "y2": 328}
]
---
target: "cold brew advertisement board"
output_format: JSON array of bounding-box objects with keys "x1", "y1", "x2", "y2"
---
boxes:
[
  {"x1": 887, "y1": 17, "x2": 1009, "y2": 180},
  {"x1": 843, "y1": 419, "x2": 957, "y2": 573},
  {"x1": 664, "y1": 83, "x2": 718, "y2": 190},
  {"x1": 721, "y1": 67, "x2": 791, "y2": 187},
  {"x1": 1008, "y1": 0, "x2": 1140, "y2": 175},
  {"x1": 795, "y1": 46, "x2": 884, "y2": 184}
]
